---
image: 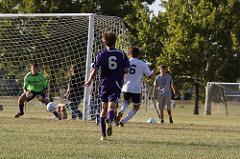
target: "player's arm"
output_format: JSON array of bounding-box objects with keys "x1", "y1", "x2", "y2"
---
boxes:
[
  {"x1": 147, "y1": 69, "x2": 156, "y2": 79},
  {"x1": 63, "y1": 86, "x2": 72, "y2": 99},
  {"x1": 152, "y1": 85, "x2": 157, "y2": 98},
  {"x1": 84, "y1": 68, "x2": 98, "y2": 88},
  {"x1": 23, "y1": 73, "x2": 30, "y2": 92},
  {"x1": 152, "y1": 77, "x2": 158, "y2": 98},
  {"x1": 124, "y1": 68, "x2": 129, "y2": 74},
  {"x1": 171, "y1": 83, "x2": 178, "y2": 99},
  {"x1": 123, "y1": 52, "x2": 130, "y2": 74}
]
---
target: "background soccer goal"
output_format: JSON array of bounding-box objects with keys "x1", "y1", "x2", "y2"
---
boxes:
[
  {"x1": 0, "y1": 13, "x2": 130, "y2": 120},
  {"x1": 204, "y1": 82, "x2": 240, "y2": 116}
]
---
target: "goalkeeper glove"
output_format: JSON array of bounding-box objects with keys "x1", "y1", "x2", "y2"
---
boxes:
[{"x1": 26, "y1": 90, "x2": 33, "y2": 98}]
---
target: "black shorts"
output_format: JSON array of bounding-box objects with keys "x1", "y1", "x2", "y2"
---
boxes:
[
  {"x1": 123, "y1": 92, "x2": 141, "y2": 105},
  {"x1": 26, "y1": 91, "x2": 47, "y2": 102}
]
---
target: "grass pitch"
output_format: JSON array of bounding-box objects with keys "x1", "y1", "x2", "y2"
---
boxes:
[{"x1": 0, "y1": 100, "x2": 240, "y2": 158}]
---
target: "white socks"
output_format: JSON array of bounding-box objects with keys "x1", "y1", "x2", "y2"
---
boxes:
[
  {"x1": 119, "y1": 101, "x2": 129, "y2": 114},
  {"x1": 122, "y1": 109, "x2": 136, "y2": 123}
]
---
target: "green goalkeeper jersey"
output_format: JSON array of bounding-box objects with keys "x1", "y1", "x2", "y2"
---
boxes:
[{"x1": 24, "y1": 72, "x2": 48, "y2": 92}]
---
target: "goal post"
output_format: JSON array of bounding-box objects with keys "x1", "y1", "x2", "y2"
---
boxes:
[
  {"x1": 0, "y1": 13, "x2": 130, "y2": 120},
  {"x1": 204, "y1": 82, "x2": 240, "y2": 115}
]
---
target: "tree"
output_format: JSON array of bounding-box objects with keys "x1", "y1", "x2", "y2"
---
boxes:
[
  {"x1": 0, "y1": 0, "x2": 19, "y2": 13},
  {"x1": 160, "y1": 0, "x2": 240, "y2": 114},
  {"x1": 124, "y1": 1, "x2": 167, "y2": 69}
]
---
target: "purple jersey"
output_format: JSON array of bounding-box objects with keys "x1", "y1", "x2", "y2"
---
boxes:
[{"x1": 93, "y1": 48, "x2": 130, "y2": 82}]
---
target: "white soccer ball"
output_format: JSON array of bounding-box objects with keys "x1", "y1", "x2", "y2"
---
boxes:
[
  {"x1": 147, "y1": 118, "x2": 157, "y2": 124},
  {"x1": 46, "y1": 102, "x2": 57, "y2": 112}
]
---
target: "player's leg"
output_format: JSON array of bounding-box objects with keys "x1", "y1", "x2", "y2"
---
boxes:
[
  {"x1": 62, "y1": 105, "x2": 67, "y2": 119},
  {"x1": 104, "y1": 101, "x2": 117, "y2": 136},
  {"x1": 100, "y1": 102, "x2": 108, "y2": 140},
  {"x1": 68, "y1": 101, "x2": 77, "y2": 119},
  {"x1": 116, "y1": 92, "x2": 130, "y2": 124},
  {"x1": 15, "y1": 92, "x2": 29, "y2": 118},
  {"x1": 69, "y1": 100, "x2": 82, "y2": 120},
  {"x1": 165, "y1": 96, "x2": 173, "y2": 123},
  {"x1": 57, "y1": 104, "x2": 63, "y2": 119},
  {"x1": 119, "y1": 93, "x2": 141, "y2": 127},
  {"x1": 158, "y1": 95, "x2": 165, "y2": 123},
  {"x1": 105, "y1": 81, "x2": 122, "y2": 136},
  {"x1": 108, "y1": 101, "x2": 117, "y2": 122},
  {"x1": 99, "y1": 82, "x2": 109, "y2": 140},
  {"x1": 57, "y1": 104, "x2": 67, "y2": 119}
]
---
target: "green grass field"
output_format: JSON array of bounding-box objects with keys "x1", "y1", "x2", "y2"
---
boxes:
[{"x1": 0, "y1": 99, "x2": 240, "y2": 158}]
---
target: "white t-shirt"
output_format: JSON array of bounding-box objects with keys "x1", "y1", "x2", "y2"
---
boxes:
[
  {"x1": 153, "y1": 73, "x2": 173, "y2": 96},
  {"x1": 122, "y1": 58, "x2": 152, "y2": 93}
]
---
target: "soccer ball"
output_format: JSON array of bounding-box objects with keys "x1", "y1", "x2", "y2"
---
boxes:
[
  {"x1": 26, "y1": 91, "x2": 33, "y2": 98},
  {"x1": 147, "y1": 118, "x2": 157, "y2": 123},
  {"x1": 46, "y1": 102, "x2": 57, "y2": 112}
]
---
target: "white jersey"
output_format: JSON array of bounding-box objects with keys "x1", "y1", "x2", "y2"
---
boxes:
[{"x1": 122, "y1": 58, "x2": 152, "y2": 93}]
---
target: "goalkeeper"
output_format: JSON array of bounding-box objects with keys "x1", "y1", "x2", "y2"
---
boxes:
[{"x1": 15, "y1": 63, "x2": 60, "y2": 119}]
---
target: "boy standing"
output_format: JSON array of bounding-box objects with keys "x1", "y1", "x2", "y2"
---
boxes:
[
  {"x1": 84, "y1": 32, "x2": 130, "y2": 141},
  {"x1": 116, "y1": 46, "x2": 154, "y2": 127},
  {"x1": 152, "y1": 65, "x2": 177, "y2": 124}
]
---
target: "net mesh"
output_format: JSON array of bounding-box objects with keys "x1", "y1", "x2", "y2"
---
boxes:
[
  {"x1": 205, "y1": 82, "x2": 240, "y2": 115},
  {"x1": 0, "y1": 14, "x2": 130, "y2": 119}
]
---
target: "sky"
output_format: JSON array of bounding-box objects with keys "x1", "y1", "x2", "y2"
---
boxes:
[{"x1": 149, "y1": 0, "x2": 166, "y2": 15}]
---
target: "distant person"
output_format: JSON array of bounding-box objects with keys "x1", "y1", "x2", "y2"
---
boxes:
[
  {"x1": 152, "y1": 65, "x2": 177, "y2": 124},
  {"x1": 84, "y1": 32, "x2": 130, "y2": 141},
  {"x1": 15, "y1": 63, "x2": 60, "y2": 119},
  {"x1": 63, "y1": 64, "x2": 84, "y2": 120},
  {"x1": 116, "y1": 46, "x2": 155, "y2": 127}
]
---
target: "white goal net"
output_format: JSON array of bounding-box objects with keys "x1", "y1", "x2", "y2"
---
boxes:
[
  {"x1": 0, "y1": 13, "x2": 130, "y2": 120},
  {"x1": 204, "y1": 82, "x2": 240, "y2": 116}
]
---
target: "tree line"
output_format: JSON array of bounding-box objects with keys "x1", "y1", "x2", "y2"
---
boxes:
[{"x1": 1, "y1": 0, "x2": 239, "y2": 114}]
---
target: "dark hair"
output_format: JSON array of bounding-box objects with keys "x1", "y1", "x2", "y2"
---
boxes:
[
  {"x1": 70, "y1": 64, "x2": 78, "y2": 74},
  {"x1": 128, "y1": 46, "x2": 140, "y2": 58},
  {"x1": 159, "y1": 65, "x2": 166, "y2": 70},
  {"x1": 102, "y1": 32, "x2": 116, "y2": 47},
  {"x1": 31, "y1": 62, "x2": 39, "y2": 68}
]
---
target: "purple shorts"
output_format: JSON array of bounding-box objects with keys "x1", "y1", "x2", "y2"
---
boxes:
[{"x1": 100, "y1": 80, "x2": 122, "y2": 103}]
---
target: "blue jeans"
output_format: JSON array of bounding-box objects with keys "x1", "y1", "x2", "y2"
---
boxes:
[{"x1": 68, "y1": 97, "x2": 82, "y2": 119}]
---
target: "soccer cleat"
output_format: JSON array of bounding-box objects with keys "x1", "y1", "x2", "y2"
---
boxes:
[
  {"x1": 105, "y1": 118, "x2": 112, "y2": 136},
  {"x1": 15, "y1": 112, "x2": 24, "y2": 118},
  {"x1": 119, "y1": 121, "x2": 125, "y2": 127},
  {"x1": 115, "y1": 112, "x2": 122, "y2": 123},
  {"x1": 169, "y1": 117, "x2": 173, "y2": 124},
  {"x1": 159, "y1": 120, "x2": 164, "y2": 124},
  {"x1": 100, "y1": 136, "x2": 107, "y2": 141},
  {"x1": 56, "y1": 117, "x2": 62, "y2": 120}
]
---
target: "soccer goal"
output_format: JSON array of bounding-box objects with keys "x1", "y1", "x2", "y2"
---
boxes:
[
  {"x1": 0, "y1": 13, "x2": 130, "y2": 120},
  {"x1": 204, "y1": 82, "x2": 240, "y2": 116}
]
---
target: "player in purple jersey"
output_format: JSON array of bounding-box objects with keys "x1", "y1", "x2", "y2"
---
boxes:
[{"x1": 84, "y1": 32, "x2": 130, "y2": 141}]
